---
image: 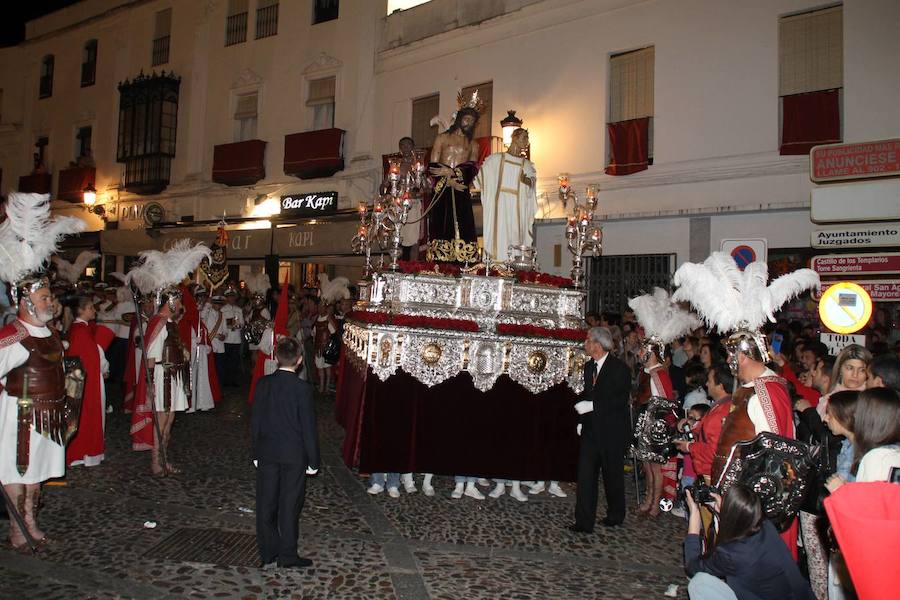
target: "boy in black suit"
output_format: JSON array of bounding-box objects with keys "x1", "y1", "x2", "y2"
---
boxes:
[{"x1": 252, "y1": 337, "x2": 320, "y2": 569}]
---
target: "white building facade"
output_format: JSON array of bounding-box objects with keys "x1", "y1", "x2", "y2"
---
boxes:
[
  {"x1": 0, "y1": 0, "x2": 382, "y2": 285},
  {"x1": 375, "y1": 0, "x2": 900, "y2": 311},
  {"x1": 1, "y1": 0, "x2": 898, "y2": 308}
]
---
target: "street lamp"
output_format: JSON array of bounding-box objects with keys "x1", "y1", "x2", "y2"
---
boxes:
[
  {"x1": 500, "y1": 110, "x2": 523, "y2": 148},
  {"x1": 83, "y1": 183, "x2": 97, "y2": 207}
]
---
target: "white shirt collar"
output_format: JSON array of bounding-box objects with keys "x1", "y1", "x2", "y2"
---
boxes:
[
  {"x1": 594, "y1": 353, "x2": 609, "y2": 372},
  {"x1": 742, "y1": 367, "x2": 776, "y2": 388}
]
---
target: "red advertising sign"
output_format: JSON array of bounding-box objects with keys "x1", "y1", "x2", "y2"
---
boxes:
[
  {"x1": 814, "y1": 280, "x2": 900, "y2": 302},
  {"x1": 811, "y1": 253, "x2": 900, "y2": 275},
  {"x1": 810, "y1": 139, "x2": 900, "y2": 183}
]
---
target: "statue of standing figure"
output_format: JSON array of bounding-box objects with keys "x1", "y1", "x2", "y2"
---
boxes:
[
  {"x1": 475, "y1": 128, "x2": 537, "y2": 262},
  {"x1": 426, "y1": 92, "x2": 484, "y2": 263}
]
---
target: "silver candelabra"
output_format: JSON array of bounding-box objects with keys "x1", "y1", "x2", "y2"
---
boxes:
[
  {"x1": 561, "y1": 178, "x2": 603, "y2": 288},
  {"x1": 352, "y1": 153, "x2": 426, "y2": 275}
]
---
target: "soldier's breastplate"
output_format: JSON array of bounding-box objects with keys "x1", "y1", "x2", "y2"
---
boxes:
[
  {"x1": 712, "y1": 386, "x2": 756, "y2": 482},
  {"x1": 161, "y1": 322, "x2": 186, "y2": 366},
  {"x1": 6, "y1": 334, "x2": 66, "y2": 401},
  {"x1": 314, "y1": 321, "x2": 330, "y2": 348}
]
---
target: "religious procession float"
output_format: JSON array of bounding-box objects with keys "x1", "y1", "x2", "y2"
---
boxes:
[{"x1": 335, "y1": 90, "x2": 603, "y2": 481}]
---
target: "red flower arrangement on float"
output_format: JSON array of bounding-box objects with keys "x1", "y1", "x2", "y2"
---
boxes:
[
  {"x1": 396, "y1": 260, "x2": 573, "y2": 288},
  {"x1": 514, "y1": 271, "x2": 573, "y2": 288},
  {"x1": 397, "y1": 260, "x2": 460, "y2": 277},
  {"x1": 348, "y1": 310, "x2": 479, "y2": 332},
  {"x1": 495, "y1": 323, "x2": 587, "y2": 342}
]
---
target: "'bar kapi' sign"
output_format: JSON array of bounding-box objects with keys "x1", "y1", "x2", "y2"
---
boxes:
[{"x1": 281, "y1": 191, "x2": 338, "y2": 216}]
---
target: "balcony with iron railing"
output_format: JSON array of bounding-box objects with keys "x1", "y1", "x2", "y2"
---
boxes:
[
  {"x1": 256, "y1": 4, "x2": 278, "y2": 39},
  {"x1": 226, "y1": 12, "x2": 248, "y2": 46},
  {"x1": 213, "y1": 139, "x2": 266, "y2": 186},
  {"x1": 57, "y1": 166, "x2": 96, "y2": 202},
  {"x1": 152, "y1": 36, "x2": 170, "y2": 66},
  {"x1": 18, "y1": 172, "x2": 52, "y2": 194},
  {"x1": 283, "y1": 128, "x2": 345, "y2": 179}
]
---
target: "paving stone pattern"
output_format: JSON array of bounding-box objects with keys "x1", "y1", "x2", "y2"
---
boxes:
[{"x1": 1, "y1": 382, "x2": 689, "y2": 599}]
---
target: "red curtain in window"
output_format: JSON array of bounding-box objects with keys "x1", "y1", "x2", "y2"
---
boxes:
[
  {"x1": 780, "y1": 89, "x2": 841, "y2": 155},
  {"x1": 605, "y1": 117, "x2": 649, "y2": 176}
]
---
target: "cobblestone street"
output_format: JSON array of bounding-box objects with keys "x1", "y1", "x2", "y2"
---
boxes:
[{"x1": 1, "y1": 384, "x2": 689, "y2": 599}]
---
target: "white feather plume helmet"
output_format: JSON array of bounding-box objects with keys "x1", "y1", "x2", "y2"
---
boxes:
[
  {"x1": 125, "y1": 239, "x2": 212, "y2": 293},
  {"x1": 0, "y1": 192, "x2": 85, "y2": 287},
  {"x1": 317, "y1": 273, "x2": 350, "y2": 304},
  {"x1": 628, "y1": 287, "x2": 701, "y2": 344},
  {"x1": 672, "y1": 251, "x2": 820, "y2": 333},
  {"x1": 245, "y1": 272, "x2": 271, "y2": 296},
  {"x1": 52, "y1": 250, "x2": 100, "y2": 284}
]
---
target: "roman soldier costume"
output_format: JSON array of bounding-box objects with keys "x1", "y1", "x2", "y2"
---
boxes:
[
  {"x1": 627, "y1": 288, "x2": 701, "y2": 510},
  {"x1": 673, "y1": 251, "x2": 819, "y2": 558},
  {"x1": 125, "y1": 240, "x2": 211, "y2": 454},
  {"x1": 0, "y1": 192, "x2": 85, "y2": 550}
]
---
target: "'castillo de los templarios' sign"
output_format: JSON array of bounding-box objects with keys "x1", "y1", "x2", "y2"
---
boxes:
[{"x1": 280, "y1": 191, "x2": 338, "y2": 216}]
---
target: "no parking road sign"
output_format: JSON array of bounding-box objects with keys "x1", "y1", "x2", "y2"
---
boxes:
[{"x1": 721, "y1": 239, "x2": 768, "y2": 271}]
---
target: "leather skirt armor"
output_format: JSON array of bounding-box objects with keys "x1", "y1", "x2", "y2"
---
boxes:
[{"x1": 5, "y1": 332, "x2": 76, "y2": 475}]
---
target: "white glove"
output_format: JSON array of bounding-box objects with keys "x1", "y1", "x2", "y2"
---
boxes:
[
  {"x1": 574, "y1": 400, "x2": 594, "y2": 415},
  {"x1": 306, "y1": 467, "x2": 319, "y2": 475},
  {"x1": 576, "y1": 424, "x2": 582, "y2": 436},
  {"x1": 252, "y1": 460, "x2": 258, "y2": 468}
]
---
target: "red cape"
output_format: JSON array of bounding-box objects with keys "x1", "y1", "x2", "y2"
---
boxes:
[
  {"x1": 65, "y1": 321, "x2": 105, "y2": 465},
  {"x1": 179, "y1": 286, "x2": 221, "y2": 404},
  {"x1": 130, "y1": 314, "x2": 165, "y2": 451}
]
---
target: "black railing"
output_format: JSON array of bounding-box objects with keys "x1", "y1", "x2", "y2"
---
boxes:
[
  {"x1": 151, "y1": 36, "x2": 170, "y2": 66},
  {"x1": 123, "y1": 155, "x2": 172, "y2": 195},
  {"x1": 256, "y1": 4, "x2": 278, "y2": 38},
  {"x1": 586, "y1": 253, "x2": 675, "y2": 314},
  {"x1": 225, "y1": 12, "x2": 248, "y2": 46}
]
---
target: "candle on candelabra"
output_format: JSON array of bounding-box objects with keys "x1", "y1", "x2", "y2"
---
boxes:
[
  {"x1": 590, "y1": 229, "x2": 602, "y2": 243},
  {"x1": 357, "y1": 225, "x2": 367, "y2": 238},
  {"x1": 374, "y1": 202, "x2": 383, "y2": 214},
  {"x1": 358, "y1": 201, "x2": 367, "y2": 216},
  {"x1": 579, "y1": 208, "x2": 590, "y2": 225}
]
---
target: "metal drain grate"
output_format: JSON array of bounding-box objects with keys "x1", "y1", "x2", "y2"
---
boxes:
[{"x1": 144, "y1": 528, "x2": 260, "y2": 567}]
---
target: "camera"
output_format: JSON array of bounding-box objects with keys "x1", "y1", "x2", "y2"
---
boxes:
[
  {"x1": 678, "y1": 421, "x2": 695, "y2": 443},
  {"x1": 688, "y1": 480, "x2": 717, "y2": 505}
]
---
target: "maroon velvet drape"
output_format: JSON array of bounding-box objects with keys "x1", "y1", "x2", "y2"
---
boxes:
[
  {"x1": 780, "y1": 89, "x2": 841, "y2": 155},
  {"x1": 337, "y1": 360, "x2": 580, "y2": 481},
  {"x1": 605, "y1": 117, "x2": 650, "y2": 176}
]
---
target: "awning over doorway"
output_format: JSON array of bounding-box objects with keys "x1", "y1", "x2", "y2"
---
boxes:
[{"x1": 101, "y1": 226, "x2": 273, "y2": 259}]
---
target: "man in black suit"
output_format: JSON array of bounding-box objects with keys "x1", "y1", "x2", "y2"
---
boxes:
[
  {"x1": 570, "y1": 326, "x2": 633, "y2": 533},
  {"x1": 252, "y1": 337, "x2": 320, "y2": 569}
]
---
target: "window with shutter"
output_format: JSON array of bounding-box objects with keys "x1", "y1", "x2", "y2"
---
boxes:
[
  {"x1": 226, "y1": 0, "x2": 248, "y2": 46},
  {"x1": 411, "y1": 93, "x2": 440, "y2": 149},
  {"x1": 778, "y1": 5, "x2": 842, "y2": 155},
  {"x1": 256, "y1": 0, "x2": 279, "y2": 39},
  {"x1": 460, "y1": 82, "x2": 492, "y2": 140},
  {"x1": 39, "y1": 56, "x2": 54, "y2": 99},
  {"x1": 307, "y1": 77, "x2": 335, "y2": 131},
  {"x1": 234, "y1": 92, "x2": 258, "y2": 141},
  {"x1": 152, "y1": 9, "x2": 172, "y2": 66},
  {"x1": 606, "y1": 46, "x2": 654, "y2": 175}
]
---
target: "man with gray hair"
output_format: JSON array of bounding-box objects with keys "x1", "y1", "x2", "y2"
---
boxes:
[{"x1": 569, "y1": 326, "x2": 632, "y2": 533}]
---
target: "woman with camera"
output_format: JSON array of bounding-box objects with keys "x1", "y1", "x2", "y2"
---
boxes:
[{"x1": 684, "y1": 483, "x2": 815, "y2": 600}]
